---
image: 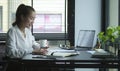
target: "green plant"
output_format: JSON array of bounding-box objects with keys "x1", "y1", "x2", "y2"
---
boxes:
[
  {"x1": 97, "y1": 26, "x2": 120, "y2": 56},
  {"x1": 97, "y1": 26, "x2": 120, "y2": 48}
]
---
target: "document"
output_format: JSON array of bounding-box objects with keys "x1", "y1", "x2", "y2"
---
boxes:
[{"x1": 46, "y1": 50, "x2": 80, "y2": 57}]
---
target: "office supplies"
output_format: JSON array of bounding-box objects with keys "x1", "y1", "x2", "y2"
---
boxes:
[{"x1": 75, "y1": 30, "x2": 95, "y2": 50}]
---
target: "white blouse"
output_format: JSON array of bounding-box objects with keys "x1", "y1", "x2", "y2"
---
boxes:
[{"x1": 6, "y1": 25, "x2": 40, "y2": 58}]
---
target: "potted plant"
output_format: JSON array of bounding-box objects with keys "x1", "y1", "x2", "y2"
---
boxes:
[{"x1": 97, "y1": 26, "x2": 120, "y2": 51}]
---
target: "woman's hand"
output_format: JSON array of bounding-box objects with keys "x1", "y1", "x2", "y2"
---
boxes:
[
  {"x1": 32, "y1": 48, "x2": 48, "y2": 55},
  {"x1": 39, "y1": 48, "x2": 48, "y2": 55}
]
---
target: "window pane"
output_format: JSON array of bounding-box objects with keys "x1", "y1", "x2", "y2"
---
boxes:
[
  {"x1": 33, "y1": 0, "x2": 67, "y2": 34},
  {"x1": 33, "y1": 14, "x2": 62, "y2": 33},
  {"x1": 0, "y1": 0, "x2": 31, "y2": 33}
]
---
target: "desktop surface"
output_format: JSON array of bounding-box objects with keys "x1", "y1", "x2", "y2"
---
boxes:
[
  {"x1": 21, "y1": 51, "x2": 119, "y2": 69},
  {"x1": 19, "y1": 46, "x2": 119, "y2": 69},
  {"x1": 22, "y1": 46, "x2": 118, "y2": 60}
]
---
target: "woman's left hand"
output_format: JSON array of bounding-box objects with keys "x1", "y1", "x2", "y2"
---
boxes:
[
  {"x1": 39, "y1": 48, "x2": 48, "y2": 55},
  {"x1": 32, "y1": 48, "x2": 48, "y2": 55}
]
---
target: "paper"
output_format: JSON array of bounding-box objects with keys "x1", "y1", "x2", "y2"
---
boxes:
[
  {"x1": 51, "y1": 52, "x2": 79, "y2": 57},
  {"x1": 46, "y1": 50, "x2": 80, "y2": 57},
  {"x1": 87, "y1": 51, "x2": 96, "y2": 54},
  {"x1": 48, "y1": 49, "x2": 75, "y2": 53}
]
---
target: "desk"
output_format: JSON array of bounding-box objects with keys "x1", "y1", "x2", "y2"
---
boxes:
[{"x1": 21, "y1": 51, "x2": 120, "y2": 71}]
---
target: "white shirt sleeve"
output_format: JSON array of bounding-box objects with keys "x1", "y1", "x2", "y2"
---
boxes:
[{"x1": 32, "y1": 36, "x2": 41, "y2": 50}]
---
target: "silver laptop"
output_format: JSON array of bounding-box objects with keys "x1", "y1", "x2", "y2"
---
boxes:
[{"x1": 75, "y1": 30, "x2": 95, "y2": 50}]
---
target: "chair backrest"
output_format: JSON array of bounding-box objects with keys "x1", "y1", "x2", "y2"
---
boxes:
[{"x1": 76, "y1": 30, "x2": 95, "y2": 50}]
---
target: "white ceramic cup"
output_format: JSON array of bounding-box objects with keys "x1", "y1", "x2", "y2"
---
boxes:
[{"x1": 39, "y1": 39, "x2": 48, "y2": 48}]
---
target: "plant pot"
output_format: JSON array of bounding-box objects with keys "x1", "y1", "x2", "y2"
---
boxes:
[{"x1": 100, "y1": 42, "x2": 106, "y2": 50}]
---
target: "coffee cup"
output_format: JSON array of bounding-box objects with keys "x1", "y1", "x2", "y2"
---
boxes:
[{"x1": 39, "y1": 39, "x2": 48, "y2": 48}]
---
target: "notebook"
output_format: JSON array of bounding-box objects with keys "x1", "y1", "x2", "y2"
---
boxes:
[{"x1": 75, "y1": 30, "x2": 95, "y2": 50}]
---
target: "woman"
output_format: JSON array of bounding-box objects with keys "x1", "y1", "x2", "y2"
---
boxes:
[
  {"x1": 5, "y1": 4, "x2": 50, "y2": 71},
  {"x1": 6, "y1": 4, "x2": 48, "y2": 58}
]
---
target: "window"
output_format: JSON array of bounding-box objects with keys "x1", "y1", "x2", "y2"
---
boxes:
[
  {"x1": 32, "y1": 0, "x2": 67, "y2": 40},
  {"x1": 0, "y1": 0, "x2": 69, "y2": 41},
  {"x1": 33, "y1": 14, "x2": 62, "y2": 33},
  {"x1": 0, "y1": 0, "x2": 31, "y2": 41}
]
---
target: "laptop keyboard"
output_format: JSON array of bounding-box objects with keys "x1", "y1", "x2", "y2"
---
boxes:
[{"x1": 75, "y1": 46, "x2": 92, "y2": 51}]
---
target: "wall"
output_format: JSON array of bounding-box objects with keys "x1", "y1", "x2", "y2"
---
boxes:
[
  {"x1": 109, "y1": 0, "x2": 118, "y2": 26},
  {"x1": 108, "y1": 0, "x2": 118, "y2": 71},
  {"x1": 75, "y1": 0, "x2": 101, "y2": 47},
  {"x1": 75, "y1": 0, "x2": 101, "y2": 71}
]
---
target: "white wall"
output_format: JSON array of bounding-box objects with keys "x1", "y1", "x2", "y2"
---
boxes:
[
  {"x1": 109, "y1": 0, "x2": 118, "y2": 26},
  {"x1": 75, "y1": 0, "x2": 101, "y2": 71},
  {"x1": 75, "y1": 0, "x2": 101, "y2": 48}
]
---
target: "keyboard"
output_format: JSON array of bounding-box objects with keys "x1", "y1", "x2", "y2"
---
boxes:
[{"x1": 91, "y1": 51, "x2": 115, "y2": 58}]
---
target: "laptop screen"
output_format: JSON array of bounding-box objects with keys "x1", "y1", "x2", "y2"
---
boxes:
[{"x1": 76, "y1": 30, "x2": 95, "y2": 48}]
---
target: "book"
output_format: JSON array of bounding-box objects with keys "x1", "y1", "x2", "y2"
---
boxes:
[{"x1": 32, "y1": 49, "x2": 80, "y2": 58}]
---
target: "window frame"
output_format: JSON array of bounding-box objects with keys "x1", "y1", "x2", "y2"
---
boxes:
[{"x1": 0, "y1": 6, "x2": 2, "y2": 30}]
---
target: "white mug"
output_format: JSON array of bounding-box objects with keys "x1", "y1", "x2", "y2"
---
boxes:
[{"x1": 39, "y1": 39, "x2": 48, "y2": 48}]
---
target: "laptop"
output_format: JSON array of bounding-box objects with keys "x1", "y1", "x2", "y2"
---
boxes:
[{"x1": 75, "y1": 30, "x2": 95, "y2": 51}]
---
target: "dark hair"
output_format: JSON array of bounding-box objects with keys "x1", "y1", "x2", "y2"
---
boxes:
[{"x1": 12, "y1": 4, "x2": 35, "y2": 26}]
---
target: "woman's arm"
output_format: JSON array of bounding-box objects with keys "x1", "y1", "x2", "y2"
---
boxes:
[
  {"x1": 31, "y1": 36, "x2": 48, "y2": 55},
  {"x1": 32, "y1": 36, "x2": 41, "y2": 50}
]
